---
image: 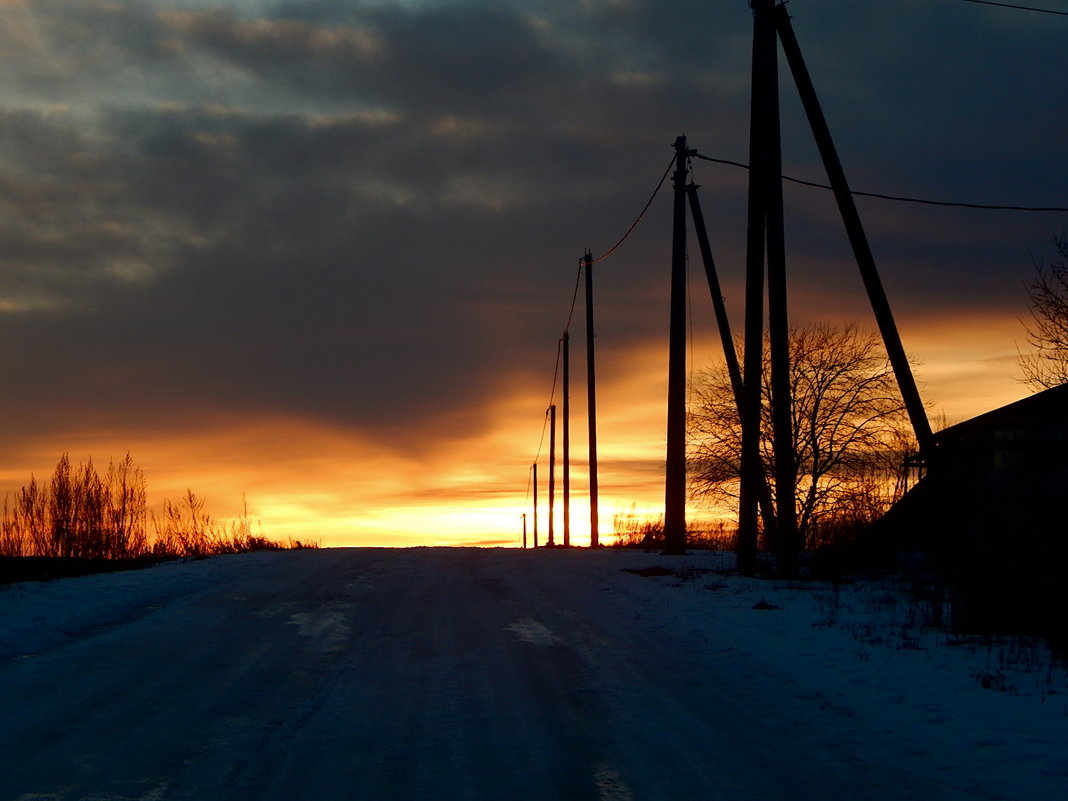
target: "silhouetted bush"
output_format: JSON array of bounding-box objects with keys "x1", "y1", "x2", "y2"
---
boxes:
[
  {"x1": 611, "y1": 506, "x2": 736, "y2": 550},
  {"x1": 1, "y1": 454, "x2": 302, "y2": 562}
]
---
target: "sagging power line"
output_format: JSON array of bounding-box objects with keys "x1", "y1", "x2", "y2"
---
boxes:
[
  {"x1": 960, "y1": 0, "x2": 1068, "y2": 17},
  {"x1": 694, "y1": 153, "x2": 1068, "y2": 213},
  {"x1": 526, "y1": 157, "x2": 673, "y2": 548}
]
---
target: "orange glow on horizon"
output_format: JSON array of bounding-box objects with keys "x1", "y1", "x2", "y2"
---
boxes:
[{"x1": 0, "y1": 311, "x2": 1036, "y2": 548}]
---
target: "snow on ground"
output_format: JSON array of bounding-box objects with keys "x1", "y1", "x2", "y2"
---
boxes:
[{"x1": 0, "y1": 547, "x2": 1065, "y2": 800}]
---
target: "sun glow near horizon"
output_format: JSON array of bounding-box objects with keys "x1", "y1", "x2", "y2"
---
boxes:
[{"x1": 0, "y1": 311, "x2": 1037, "y2": 549}]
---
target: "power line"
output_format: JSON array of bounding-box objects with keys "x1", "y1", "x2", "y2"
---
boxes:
[
  {"x1": 529, "y1": 151, "x2": 661, "y2": 499},
  {"x1": 563, "y1": 260, "x2": 583, "y2": 334},
  {"x1": 530, "y1": 338, "x2": 563, "y2": 470},
  {"x1": 535, "y1": 156, "x2": 674, "y2": 513},
  {"x1": 960, "y1": 0, "x2": 1068, "y2": 17},
  {"x1": 693, "y1": 152, "x2": 1068, "y2": 212},
  {"x1": 590, "y1": 155, "x2": 676, "y2": 265},
  {"x1": 531, "y1": 158, "x2": 675, "y2": 512}
]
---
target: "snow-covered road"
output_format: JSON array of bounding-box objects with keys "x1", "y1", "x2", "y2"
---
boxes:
[{"x1": 1, "y1": 548, "x2": 1064, "y2": 800}]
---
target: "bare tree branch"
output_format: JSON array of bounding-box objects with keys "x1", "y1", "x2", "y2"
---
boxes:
[
  {"x1": 1019, "y1": 235, "x2": 1068, "y2": 389},
  {"x1": 688, "y1": 322, "x2": 918, "y2": 547}
]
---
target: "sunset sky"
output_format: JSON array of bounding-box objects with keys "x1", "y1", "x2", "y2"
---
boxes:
[{"x1": 1, "y1": 0, "x2": 1065, "y2": 547}]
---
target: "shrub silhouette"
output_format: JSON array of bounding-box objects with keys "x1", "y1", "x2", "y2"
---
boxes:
[{"x1": 1, "y1": 454, "x2": 298, "y2": 559}]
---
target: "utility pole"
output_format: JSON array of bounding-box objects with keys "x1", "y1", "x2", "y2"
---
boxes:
[
  {"x1": 522, "y1": 513, "x2": 527, "y2": 549},
  {"x1": 662, "y1": 134, "x2": 691, "y2": 556},
  {"x1": 585, "y1": 250, "x2": 600, "y2": 547},
  {"x1": 762, "y1": 0, "x2": 799, "y2": 578},
  {"x1": 689, "y1": 184, "x2": 779, "y2": 533},
  {"x1": 562, "y1": 331, "x2": 571, "y2": 547},
  {"x1": 548, "y1": 403, "x2": 557, "y2": 547},
  {"x1": 737, "y1": 0, "x2": 775, "y2": 574},
  {"x1": 688, "y1": 184, "x2": 744, "y2": 402},
  {"x1": 532, "y1": 462, "x2": 538, "y2": 548}
]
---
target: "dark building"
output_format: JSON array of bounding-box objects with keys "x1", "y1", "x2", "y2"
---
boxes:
[
  {"x1": 874, "y1": 383, "x2": 1068, "y2": 642},
  {"x1": 927, "y1": 382, "x2": 1068, "y2": 537},
  {"x1": 878, "y1": 383, "x2": 1068, "y2": 549}
]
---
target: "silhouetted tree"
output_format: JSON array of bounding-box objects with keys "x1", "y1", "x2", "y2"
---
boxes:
[
  {"x1": 1019, "y1": 235, "x2": 1068, "y2": 389},
  {"x1": 688, "y1": 322, "x2": 915, "y2": 548}
]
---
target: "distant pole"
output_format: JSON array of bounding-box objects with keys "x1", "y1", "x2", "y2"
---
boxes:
[
  {"x1": 522, "y1": 513, "x2": 527, "y2": 549},
  {"x1": 532, "y1": 462, "x2": 539, "y2": 548},
  {"x1": 662, "y1": 134, "x2": 690, "y2": 556},
  {"x1": 548, "y1": 403, "x2": 557, "y2": 547},
  {"x1": 585, "y1": 250, "x2": 601, "y2": 547},
  {"x1": 562, "y1": 331, "x2": 571, "y2": 547}
]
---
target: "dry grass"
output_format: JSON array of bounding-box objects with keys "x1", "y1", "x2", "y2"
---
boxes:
[{"x1": 1, "y1": 454, "x2": 307, "y2": 561}]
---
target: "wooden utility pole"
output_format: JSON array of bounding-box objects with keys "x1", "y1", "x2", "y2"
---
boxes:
[
  {"x1": 688, "y1": 184, "x2": 744, "y2": 402},
  {"x1": 662, "y1": 135, "x2": 691, "y2": 556},
  {"x1": 522, "y1": 513, "x2": 527, "y2": 549},
  {"x1": 738, "y1": 0, "x2": 799, "y2": 576},
  {"x1": 532, "y1": 462, "x2": 539, "y2": 548},
  {"x1": 762, "y1": 0, "x2": 799, "y2": 577},
  {"x1": 731, "y1": 1, "x2": 929, "y2": 576},
  {"x1": 548, "y1": 403, "x2": 557, "y2": 547},
  {"x1": 585, "y1": 250, "x2": 600, "y2": 547},
  {"x1": 562, "y1": 331, "x2": 571, "y2": 547},
  {"x1": 688, "y1": 185, "x2": 778, "y2": 533},
  {"x1": 737, "y1": 0, "x2": 775, "y2": 574}
]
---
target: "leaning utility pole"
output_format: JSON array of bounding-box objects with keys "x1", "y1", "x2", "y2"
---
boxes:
[
  {"x1": 585, "y1": 250, "x2": 601, "y2": 547},
  {"x1": 730, "y1": 0, "x2": 932, "y2": 576},
  {"x1": 662, "y1": 135, "x2": 691, "y2": 556},
  {"x1": 688, "y1": 183, "x2": 779, "y2": 533},
  {"x1": 774, "y1": 2, "x2": 933, "y2": 456},
  {"x1": 688, "y1": 184, "x2": 744, "y2": 402},
  {"x1": 562, "y1": 331, "x2": 571, "y2": 547}
]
